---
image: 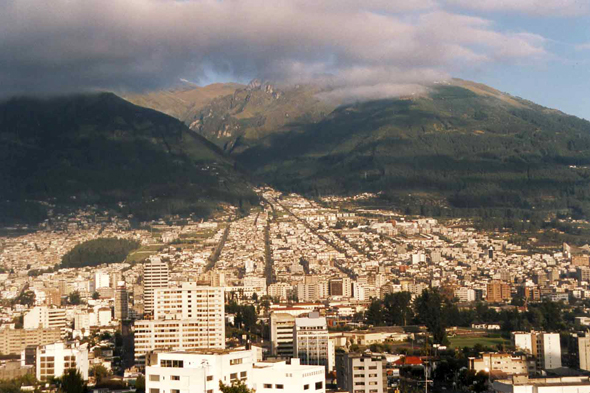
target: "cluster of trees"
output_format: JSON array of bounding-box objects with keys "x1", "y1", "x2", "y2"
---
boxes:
[
  {"x1": 61, "y1": 238, "x2": 140, "y2": 268},
  {"x1": 365, "y1": 289, "x2": 576, "y2": 344}
]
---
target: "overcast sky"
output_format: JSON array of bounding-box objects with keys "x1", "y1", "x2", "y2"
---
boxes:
[{"x1": 1, "y1": 0, "x2": 589, "y2": 119}]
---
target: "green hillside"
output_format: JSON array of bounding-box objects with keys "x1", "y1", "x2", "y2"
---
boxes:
[
  {"x1": 235, "y1": 81, "x2": 590, "y2": 218},
  {"x1": 0, "y1": 93, "x2": 257, "y2": 224}
]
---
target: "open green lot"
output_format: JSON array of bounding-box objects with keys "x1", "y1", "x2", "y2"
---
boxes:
[{"x1": 448, "y1": 336, "x2": 509, "y2": 349}]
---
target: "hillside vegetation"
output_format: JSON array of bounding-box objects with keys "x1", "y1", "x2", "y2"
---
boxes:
[
  {"x1": 61, "y1": 238, "x2": 140, "y2": 268},
  {"x1": 0, "y1": 93, "x2": 258, "y2": 224}
]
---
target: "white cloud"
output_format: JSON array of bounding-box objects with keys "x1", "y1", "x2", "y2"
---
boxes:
[
  {"x1": 0, "y1": 0, "x2": 549, "y2": 99},
  {"x1": 445, "y1": 0, "x2": 590, "y2": 17}
]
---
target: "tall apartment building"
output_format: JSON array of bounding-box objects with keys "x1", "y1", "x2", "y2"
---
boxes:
[
  {"x1": 486, "y1": 281, "x2": 511, "y2": 303},
  {"x1": 134, "y1": 319, "x2": 225, "y2": 365},
  {"x1": 573, "y1": 255, "x2": 590, "y2": 267},
  {"x1": 114, "y1": 281, "x2": 129, "y2": 320},
  {"x1": 153, "y1": 283, "x2": 224, "y2": 321},
  {"x1": 455, "y1": 287, "x2": 476, "y2": 302},
  {"x1": 0, "y1": 326, "x2": 61, "y2": 355},
  {"x1": 513, "y1": 331, "x2": 562, "y2": 370},
  {"x1": 294, "y1": 313, "x2": 330, "y2": 371},
  {"x1": 577, "y1": 267, "x2": 590, "y2": 283},
  {"x1": 23, "y1": 306, "x2": 66, "y2": 332},
  {"x1": 145, "y1": 349, "x2": 325, "y2": 393},
  {"x1": 92, "y1": 271, "x2": 110, "y2": 292},
  {"x1": 579, "y1": 335, "x2": 590, "y2": 371},
  {"x1": 270, "y1": 313, "x2": 296, "y2": 357},
  {"x1": 329, "y1": 277, "x2": 352, "y2": 298},
  {"x1": 36, "y1": 342, "x2": 89, "y2": 382},
  {"x1": 134, "y1": 283, "x2": 225, "y2": 366},
  {"x1": 336, "y1": 352, "x2": 387, "y2": 393},
  {"x1": 143, "y1": 258, "x2": 170, "y2": 314}
]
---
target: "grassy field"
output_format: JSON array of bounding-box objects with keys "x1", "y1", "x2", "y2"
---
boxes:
[
  {"x1": 448, "y1": 336, "x2": 509, "y2": 349},
  {"x1": 126, "y1": 245, "x2": 164, "y2": 263}
]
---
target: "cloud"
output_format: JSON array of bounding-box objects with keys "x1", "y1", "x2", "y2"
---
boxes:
[
  {"x1": 576, "y1": 43, "x2": 590, "y2": 51},
  {"x1": 445, "y1": 0, "x2": 590, "y2": 17},
  {"x1": 0, "y1": 0, "x2": 549, "y2": 98}
]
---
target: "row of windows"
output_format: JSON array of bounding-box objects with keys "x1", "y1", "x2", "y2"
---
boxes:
[{"x1": 160, "y1": 360, "x2": 184, "y2": 368}]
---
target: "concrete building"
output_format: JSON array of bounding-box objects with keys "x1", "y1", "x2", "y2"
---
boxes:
[
  {"x1": 134, "y1": 319, "x2": 225, "y2": 365},
  {"x1": 487, "y1": 281, "x2": 511, "y2": 303},
  {"x1": 532, "y1": 332, "x2": 562, "y2": 370},
  {"x1": 294, "y1": 313, "x2": 331, "y2": 371},
  {"x1": 145, "y1": 349, "x2": 325, "y2": 393},
  {"x1": 0, "y1": 326, "x2": 61, "y2": 355},
  {"x1": 92, "y1": 271, "x2": 110, "y2": 292},
  {"x1": 336, "y1": 352, "x2": 387, "y2": 393},
  {"x1": 579, "y1": 335, "x2": 590, "y2": 372},
  {"x1": 115, "y1": 281, "x2": 129, "y2": 320},
  {"x1": 143, "y1": 258, "x2": 170, "y2": 314},
  {"x1": 469, "y1": 353, "x2": 535, "y2": 375},
  {"x1": 513, "y1": 332, "x2": 561, "y2": 370},
  {"x1": 153, "y1": 283, "x2": 224, "y2": 322},
  {"x1": 493, "y1": 375, "x2": 590, "y2": 393},
  {"x1": 270, "y1": 313, "x2": 296, "y2": 357},
  {"x1": 36, "y1": 342, "x2": 89, "y2": 382},
  {"x1": 23, "y1": 306, "x2": 66, "y2": 332}
]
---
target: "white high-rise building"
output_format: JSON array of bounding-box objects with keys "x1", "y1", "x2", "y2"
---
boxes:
[
  {"x1": 134, "y1": 283, "x2": 225, "y2": 366},
  {"x1": 153, "y1": 282, "x2": 224, "y2": 321},
  {"x1": 92, "y1": 271, "x2": 110, "y2": 292},
  {"x1": 294, "y1": 313, "x2": 330, "y2": 371},
  {"x1": 580, "y1": 335, "x2": 590, "y2": 372},
  {"x1": 23, "y1": 306, "x2": 66, "y2": 332},
  {"x1": 145, "y1": 349, "x2": 325, "y2": 393},
  {"x1": 143, "y1": 258, "x2": 169, "y2": 314},
  {"x1": 270, "y1": 313, "x2": 296, "y2": 357},
  {"x1": 134, "y1": 319, "x2": 225, "y2": 365},
  {"x1": 36, "y1": 342, "x2": 89, "y2": 382},
  {"x1": 512, "y1": 331, "x2": 562, "y2": 370},
  {"x1": 533, "y1": 332, "x2": 562, "y2": 370}
]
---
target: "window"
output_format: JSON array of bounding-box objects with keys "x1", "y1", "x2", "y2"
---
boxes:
[
  {"x1": 240, "y1": 371, "x2": 247, "y2": 378},
  {"x1": 230, "y1": 373, "x2": 238, "y2": 380},
  {"x1": 276, "y1": 384, "x2": 284, "y2": 389},
  {"x1": 315, "y1": 382, "x2": 323, "y2": 390},
  {"x1": 171, "y1": 376, "x2": 180, "y2": 381},
  {"x1": 304, "y1": 384, "x2": 309, "y2": 390},
  {"x1": 207, "y1": 376, "x2": 213, "y2": 381},
  {"x1": 264, "y1": 384, "x2": 272, "y2": 389},
  {"x1": 171, "y1": 390, "x2": 180, "y2": 393},
  {"x1": 150, "y1": 389, "x2": 160, "y2": 393},
  {"x1": 149, "y1": 375, "x2": 160, "y2": 382}
]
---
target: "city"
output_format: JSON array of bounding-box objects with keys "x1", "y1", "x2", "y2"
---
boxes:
[{"x1": 2, "y1": 187, "x2": 590, "y2": 392}]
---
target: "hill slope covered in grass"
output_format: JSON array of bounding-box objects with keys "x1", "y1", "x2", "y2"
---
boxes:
[{"x1": 235, "y1": 80, "x2": 590, "y2": 219}]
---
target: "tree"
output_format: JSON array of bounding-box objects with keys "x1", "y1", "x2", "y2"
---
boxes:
[
  {"x1": 91, "y1": 365, "x2": 110, "y2": 386},
  {"x1": 383, "y1": 292, "x2": 414, "y2": 326},
  {"x1": 92, "y1": 292, "x2": 100, "y2": 300},
  {"x1": 365, "y1": 300, "x2": 384, "y2": 326},
  {"x1": 135, "y1": 375, "x2": 145, "y2": 393},
  {"x1": 415, "y1": 289, "x2": 447, "y2": 344},
  {"x1": 219, "y1": 380, "x2": 254, "y2": 393},
  {"x1": 67, "y1": 291, "x2": 83, "y2": 305},
  {"x1": 14, "y1": 290, "x2": 35, "y2": 307},
  {"x1": 59, "y1": 368, "x2": 87, "y2": 393}
]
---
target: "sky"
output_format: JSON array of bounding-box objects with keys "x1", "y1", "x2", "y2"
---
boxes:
[{"x1": 1, "y1": 0, "x2": 589, "y2": 119}]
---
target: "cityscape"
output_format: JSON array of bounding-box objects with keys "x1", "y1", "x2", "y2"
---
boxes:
[{"x1": 2, "y1": 187, "x2": 590, "y2": 392}]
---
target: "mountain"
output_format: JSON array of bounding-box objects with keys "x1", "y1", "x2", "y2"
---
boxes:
[
  {"x1": 0, "y1": 93, "x2": 257, "y2": 224},
  {"x1": 237, "y1": 79, "x2": 590, "y2": 218},
  {"x1": 123, "y1": 81, "x2": 244, "y2": 127},
  {"x1": 125, "y1": 78, "x2": 590, "y2": 219}
]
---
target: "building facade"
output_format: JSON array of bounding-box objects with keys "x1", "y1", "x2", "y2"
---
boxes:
[
  {"x1": 336, "y1": 352, "x2": 387, "y2": 393},
  {"x1": 36, "y1": 342, "x2": 89, "y2": 382},
  {"x1": 145, "y1": 349, "x2": 325, "y2": 393},
  {"x1": 143, "y1": 258, "x2": 170, "y2": 314}
]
